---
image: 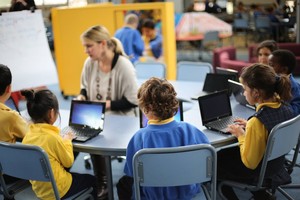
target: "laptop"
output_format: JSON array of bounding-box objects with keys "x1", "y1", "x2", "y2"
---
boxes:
[
  {"x1": 215, "y1": 67, "x2": 239, "y2": 82},
  {"x1": 61, "y1": 100, "x2": 106, "y2": 142},
  {"x1": 5, "y1": 96, "x2": 20, "y2": 114},
  {"x1": 139, "y1": 100, "x2": 184, "y2": 128},
  {"x1": 191, "y1": 73, "x2": 237, "y2": 100},
  {"x1": 228, "y1": 79, "x2": 256, "y2": 110},
  {"x1": 197, "y1": 90, "x2": 239, "y2": 134}
]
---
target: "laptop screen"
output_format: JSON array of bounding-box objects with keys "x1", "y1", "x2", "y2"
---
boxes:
[
  {"x1": 202, "y1": 73, "x2": 237, "y2": 95},
  {"x1": 198, "y1": 90, "x2": 232, "y2": 125},
  {"x1": 5, "y1": 96, "x2": 20, "y2": 114},
  {"x1": 139, "y1": 100, "x2": 184, "y2": 128},
  {"x1": 69, "y1": 100, "x2": 105, "y2": 130},
  {"x1": 215, "y1": 67, "x2": 239, "y2": 82}
]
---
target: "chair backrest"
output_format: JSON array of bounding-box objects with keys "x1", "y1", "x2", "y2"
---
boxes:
[
  {"x1": 177, "y1": 61, "x2": 213, "y2": 82},
  {"x1": 0, "y1": 142, "x2": 60, "y2": 199},
  {"x1": 134, "y1": 61, "x2": 166, "y2": 79},
  {"x1": 133, "y1": 144, "x2": 217, "y2": 200},
  {"x1": 255, "y1": 16, "x2": 271, "y2": 29},
  {"x1": 203, "y1": 31, "x2": 219, "y2": 46},
  {"x1": 233, "y1": 18, "x2": 249, "y2": 29},
  {"x1": 257, "y1": 115, "x2": 300, "y2": 187}
]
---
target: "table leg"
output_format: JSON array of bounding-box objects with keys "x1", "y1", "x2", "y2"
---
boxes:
[{"x1": 105, "y1": 156, "x2": 114, "y2": 200}]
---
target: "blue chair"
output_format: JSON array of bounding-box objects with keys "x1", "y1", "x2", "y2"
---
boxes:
[
  {"x1": 177, "y1": 61, "x2": 213, "y2": 82},
  {"x1": 218, "y1": 115, "x2": 300, "y2": 200},
  {"x1": 0, "y1": 142, "x2": 94, "y2": 200},
  {"x1": 133, "y1": 144, "x2": 217, "y2": 200},
  {"x1": 134, "y1": 61, "x2": 166, "y2": 79},
  {"x1": 199, "y1": 31, "x2": 220, "y2": 60},
  {"x1": 233, "y1": 18, "x2": 250, "y2": 47}
]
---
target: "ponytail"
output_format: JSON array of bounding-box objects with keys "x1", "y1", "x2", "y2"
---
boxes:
[
  {"x1": 21, "y1": 89, "x2": 59, "y2": 124},
  {"x1": 110, "y1": 37, "x2": 128, "y2": 57},
  {"x1": 274, "y1": 75, "x2": 292, "y2": 101}
]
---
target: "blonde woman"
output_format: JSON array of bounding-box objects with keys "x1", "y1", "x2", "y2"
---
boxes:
[{"x1": 77, "y1": 25, "x2": 138, "y2": 199}]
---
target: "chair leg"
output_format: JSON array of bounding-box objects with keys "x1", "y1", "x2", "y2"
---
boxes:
[{"x1": 277, "y1": 187, "x2": 295, "y2": 200}]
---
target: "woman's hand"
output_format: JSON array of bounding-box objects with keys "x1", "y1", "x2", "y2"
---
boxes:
[{"x1": 76, "y1": 94, "x2": 86, "y2": 101}]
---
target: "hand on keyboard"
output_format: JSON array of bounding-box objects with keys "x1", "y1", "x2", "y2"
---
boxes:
[
  {"x1": 62, "y1": 132, "x2": 76, "y2": 140},
  {"x1": 227, "y1": 123, "x2": 245, "y2": 138}
]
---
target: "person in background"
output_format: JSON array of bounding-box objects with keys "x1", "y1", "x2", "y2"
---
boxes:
[
  {"x1": 117, "y1": 77, "x2": 210, "y2": 200},
  {"x1": 21, "y1": 89, "x2": 97, "y2": 200},
  {"x1": 114, "y1": 13, "x2": 144, "y2": 63},
  {"x1": 217, "y1": 64, "x2": 294, "y2": 200},
  {"x1": 255, "y1": 40, "x2": 278, "y2": 65},
  {"x1": 268, "y1": 49, "x2": 300, "y2": 115},
  {"x1": 9, "y1": 0, "x2": 36, "y2": 12},
  {"x1": 141, "y1": 19, "x2": 163, "y2": 60},
  {"x1": 0, "y1": 64, "x2": 28, "y2": 184},
  {"x1": 78, "y1": 25, "x2": 138, "y2": 199}
]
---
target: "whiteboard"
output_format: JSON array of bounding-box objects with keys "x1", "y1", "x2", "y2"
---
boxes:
[{"x1": 0, "y1": 10, "x2": 58, "y2": 91}]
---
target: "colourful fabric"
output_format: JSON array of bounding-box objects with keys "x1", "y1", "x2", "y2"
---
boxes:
[
  {"x1": 0, "y1": 103, "x2": 27, "y2": 143},
  {"x1": 124, "y1": 120, "x2": 209, "y2": 199},
  {"x1": 114, "y1": 27, "x2": 144, "y2": 63},
  {"x1": 22, "y1": 123, "x2": 73, "y2": 200}
]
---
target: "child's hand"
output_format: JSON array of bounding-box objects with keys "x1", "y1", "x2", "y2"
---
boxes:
[
  {"x1": 233, "y1": 118, "x2": 247, "y2": 128},
  {"x1": 63, "y1": 132, "x2": 76, "y2": 140},
  {"x1": 227, "y1": 123, "x2": 245, "y2": 138}
]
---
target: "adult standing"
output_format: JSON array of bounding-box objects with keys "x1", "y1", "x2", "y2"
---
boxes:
[
  {"x1": 114, "y1": 13, "x2": 144, "y2": 63},
  {"x1": 77, "y1": 25, "x2": 138, "y2": 199}
]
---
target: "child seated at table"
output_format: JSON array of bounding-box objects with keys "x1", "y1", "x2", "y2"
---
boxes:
[
  {"x1": 21, "y1": 89, "x2": 98, "y2": 200},
  {"x1": 117, "y1": 77, "x2": 209, "y2": 200},
  {"x1": 0, "y1": 64, "x2": 28, "y2": 184},
  {"x1": 268, "y1": 49, "x2": 300, "y2": 115},
  {"x1": 217, "y1": 63, "x2": 294, "y2": 199}
]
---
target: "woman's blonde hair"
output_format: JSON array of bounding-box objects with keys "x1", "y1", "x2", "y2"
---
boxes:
[{"x1": 81, "y1": 25, "x2": 126, "y2": 56}]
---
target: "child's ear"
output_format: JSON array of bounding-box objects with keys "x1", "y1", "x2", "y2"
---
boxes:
[
  {"x1": 283, "y1": 66, "x2": 289, "y2": 74},
  {"x1": 5, "y1": 84, "x2": 11, "y2": 94}
]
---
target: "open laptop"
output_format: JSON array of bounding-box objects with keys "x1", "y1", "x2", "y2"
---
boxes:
[
  {"x1": 191, "y1": 73, "x2": 237, "y2": 100},
  {"x1": 139, "y1": 100, "x2": 184, "y2": 128},
  {"x1": 61, "y1": 100, "x2": 106, "y2": 142},
  {"x1": 5, "y1": 96, "x2": 20, "y2": 115},
  {"x1": 197, "y1": 90, "x2": 239, "y2": 134},
  {"x1": 215, "y1": 67, "x2": 239, "y2": 82},
  {"x1": 228, "y1": 79, "x2": 256, "y2": 110}
]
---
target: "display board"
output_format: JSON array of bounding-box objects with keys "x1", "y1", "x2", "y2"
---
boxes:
[{"x1": 0, "y1": 10, "x2": 58, "y2": 91}]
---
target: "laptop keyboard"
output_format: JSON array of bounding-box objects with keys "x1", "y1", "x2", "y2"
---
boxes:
[
  {"x1": 207, "y1": 116, "x2": 239, "y2": 132},
  {"x1": 61, "y1": 126, "x2": 100, "y2": 142}
]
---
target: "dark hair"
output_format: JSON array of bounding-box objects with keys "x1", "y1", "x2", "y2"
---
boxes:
[
  {"x1": 240, "y1": 64, "x2": 292, "y2": 102},
  {"x1": 142, "y1": 19, "x2": 155, "y2": 29},
  {"x1": 256, "y1": 40, "x2": 278, "y2": 55},
  {"x1": 21, "y1": 89, "x2": 59, "y2": 124},
  {"x1": 0, "y1": 64, "x2": 12, "y2": 96},
  {"x1": 271, "y1": 49, "x2": 296, "y2": 74},
  {"x1": 138, "y1": 77, "x2": 179, "y2": 120}
]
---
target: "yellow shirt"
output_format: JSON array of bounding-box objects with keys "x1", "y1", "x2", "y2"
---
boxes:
[
  {"x1": 238, "y1": 102, "x2": 281, "y2": 170},
  {"x1": 22, "y1": 123, "x2": 73, "y2": 200},
  {"x1": 0, "y1": 103, "x2": 27, "y2": 143}
]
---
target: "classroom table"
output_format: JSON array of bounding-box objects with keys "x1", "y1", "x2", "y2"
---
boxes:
[
  {"x1": 22, "y1": 80, "x2": 255, "y2": 200},
  {"x1": 70, "y1": 80, "x2": 255, "y2": 200}
]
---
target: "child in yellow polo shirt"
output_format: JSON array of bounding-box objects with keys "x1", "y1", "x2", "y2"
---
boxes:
[
  {"x1": 0, "y1": 64, "x2": 28, "y2": 184},
  {"x1": 21, "y1": 89, "x2": 97, "y2": 200}
]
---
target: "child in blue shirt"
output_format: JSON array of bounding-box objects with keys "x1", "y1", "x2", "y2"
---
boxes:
[{"x1": 117, "y1": 77, "x2": 209, "y2": 200}]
